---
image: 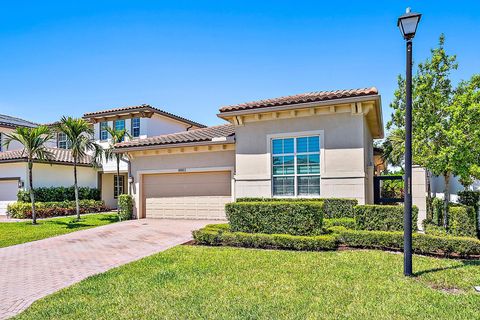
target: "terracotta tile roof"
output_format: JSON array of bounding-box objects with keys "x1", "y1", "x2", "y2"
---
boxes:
[
  {"x1": 219, "y1": 87, "x2": 379, "y2": 113},
  {"x1": 115, "y1": 124, "x2": 235, "y2": 149},
  {"x1": 83, "y1": 104, "x2": 206, "y2": 128},
  {"x1": 0, "y1": 114, "x2": 38, "y2": 128},
  {"x1": 0, "y1": 148, "x2": 94, "y2": 166}
]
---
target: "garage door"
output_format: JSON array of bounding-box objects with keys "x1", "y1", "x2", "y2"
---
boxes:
[
  {"x1": 143, "y1": 171, "x2": 231, "y2": 219},
  {"x1": 0, "y1": 180, "x2": 19, "y2": 215}
]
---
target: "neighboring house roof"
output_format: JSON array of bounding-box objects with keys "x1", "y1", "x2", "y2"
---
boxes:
[
  {"x1": 0, "y1": 114, "x2": 38, "y2": 129},
  {"x1": 219, "y1": 87, "x2": 378, "y2": 113},
  {"x1": 115, "y1": 124, "x2": 235, "y2": 150},
  {"x1": 0, "y1": 148, "x2": 94, "y2": 166},
  {"x1": 83, "y1": 104, "x2": 206, "y2": 128}
]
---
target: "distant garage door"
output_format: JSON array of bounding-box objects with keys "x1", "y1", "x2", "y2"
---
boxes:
[
  {"x1": 143, "y1": 171, "x2": 231, "y2": 220},
  {"x1": 0, "y1": 179, "x2": 19, "y2": 214}
]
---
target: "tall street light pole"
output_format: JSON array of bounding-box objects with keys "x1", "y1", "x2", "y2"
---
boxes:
[{"x1": 397, "y1": 7, "x2": 421, "y2": 277}]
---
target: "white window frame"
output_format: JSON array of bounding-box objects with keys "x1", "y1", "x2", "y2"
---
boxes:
[
  {"x1": 100, "y1": 122, "x2": 109, "y2": 141},
  {"x1": 57, "y1": 132, "x2": 69, "y2": 149},
  {"x1": 267, "y1": 130, "x2": 325, "y2": 198},
  {"x1": 131, "y1": 117, "x2": 140, "y2": 138},
  {"x1": 114, "y1": 175, "x2": 125, "y2": 199}
]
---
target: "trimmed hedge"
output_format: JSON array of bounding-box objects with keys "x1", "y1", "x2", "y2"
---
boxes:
[
  {"x1": 449, "y1": 206, "x2": 476, "y2": 238},
  {"x1": 323, "y1": 218, "x2": 356, "y2": 230},
  {"x1": 354, "y1": 205, "x2": 418, "y2": 231},
  {"x1": 17, "y1": 186, "x2": 101, "y2": 203},
  {"x1": 193, "y1": 224, "x2": 480, "y2": 258},
  {"x1": 7, "y1": 200, "x2": 108, "y2": 219},
  {"x1": 235, "y1": 197, "x2": 357, "y2": 218},
  {"x1": 226, "y1": 201, "x2": 324, "y2": 236},
  {"x1": 458, "y1": 190, "x2": 480, "y2": 238},
  {"x1": 118, "y1": 194, "x2": 133, "y2": 221},
  {"x1": 330, "y1": 226, "x2": 480, "y2": 258},
  {"x1": 193, "y1": 224, "x2": 339, "y2": 251}
]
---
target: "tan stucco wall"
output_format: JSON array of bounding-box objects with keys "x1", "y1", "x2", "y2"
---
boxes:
[
  {"x1": 32, "y1": 163, "x2": 98, "y2": 189},
  {"x1": 129, "y1": 150, "x2": 235, "y2": 218},
  {"x1": 101, "y1": 172, "x2": 128, "y2": 209},
  {"x1": 234, "y1": 113, "x2": 372, "y2": 204}
]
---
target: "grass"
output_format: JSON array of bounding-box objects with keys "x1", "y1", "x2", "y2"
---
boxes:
[
  {"x1": 15, "y1": 246, "x2": 480, "y2": 320},
  {"x1": 0, "y1": 213, "x2": 119, "y2": 248}
]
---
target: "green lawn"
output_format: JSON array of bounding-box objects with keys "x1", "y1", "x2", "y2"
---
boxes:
[
  {"x1": 15, "y1": 246, "x2": 480, "y2": 320},
  {"x1": 0, "y1": 213, "x2": 118, "y2": 248}
]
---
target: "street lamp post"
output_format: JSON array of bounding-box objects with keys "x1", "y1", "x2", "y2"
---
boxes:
[{"x1": 397, "y1": 7, "x2": 421, "y2": 277}]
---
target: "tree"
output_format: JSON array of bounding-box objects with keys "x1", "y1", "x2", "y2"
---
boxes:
[
  {"x1": 2, "y1": 126, "x2": 53, "y2": 224},
  {"x1": 104, "y1": 126, "x2": 131, "y2": 219},
  {"x1": 56, "y1": 117, "x2": 102, "y2": 221},
  {"x1": 386, "y1": 35, "x2": 480, "y2": 229}
]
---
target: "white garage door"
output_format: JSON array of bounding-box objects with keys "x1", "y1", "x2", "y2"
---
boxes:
[
  {"x1": 0, "y1": 180, "x2": 19, "y2": 215},
  {"x1": 143, "y1": 171, "x2": 231, "y2": 220}
]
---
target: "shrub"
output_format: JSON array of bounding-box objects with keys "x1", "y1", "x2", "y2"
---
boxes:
[
  {"x1": 193, "y1": 224, "x2": 339, "y2": 251},
  {"x1": 330, "y1": 226, "x2": 480, "y2": 258},
  {"x1": 323, "y1": 218, "x2": 356, "y2": 230},
  {"x1": 118, "y1": 194, "x2": 133, "y2": 221},
  {"x1": 449, "y1": 205, "x2": 476, "y2": 238},
  {"x1": 458, "y1": 190, "x2": 480, "y2": 237},
  {"x1": 322, "y1": 199, "x2": 358, "y2": 218},
  {"x1": 193, "y1": 224, "x2": 480, "y2": 258},
  {"x1": 7, "y1": 200, "x2": 108, "y2": 219},
  {"x1": 235, "y1": 197, "x2": 357, "y2": 218},
  {"x1": 226, "y1": 201, "x2": 324, "y2": 236},
  {"x1": 423, "y1": 222, "x2": 448, "y2": 236},
  {"x1": 17, "y1": 186, "x2": 101, "y2": 203},
  {"x1": 432, "y1": 197, "x2": 444, "y2": 226},
  {"x1": 354, "y1": 205, "x2": 418, "y2": 231}
]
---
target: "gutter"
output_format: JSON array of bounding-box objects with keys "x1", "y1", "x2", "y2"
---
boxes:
[
  {"x1": 217, "y1": 94, "x2": 381, "y2": 118},
  {"x1": 113, "y1": 138, "x2": 235, "y2": 153}
]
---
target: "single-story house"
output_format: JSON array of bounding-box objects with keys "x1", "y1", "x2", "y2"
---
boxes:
[{"x1": 115, "y1": 87, "x2": 384, "y2": 220}]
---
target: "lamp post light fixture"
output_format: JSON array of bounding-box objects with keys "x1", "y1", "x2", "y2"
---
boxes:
[{"x1": 397, "y1": 7, "x2": 421, "y2": 277}]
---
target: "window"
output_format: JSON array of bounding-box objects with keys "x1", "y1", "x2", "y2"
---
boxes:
[
  {"x1": 114, "y1": 120, "x2": 126, "y2": 141},
  {"x1": 114, "y1": 175, "x2": 125, "y2": 198},
  {"x1": 131, "y1": 118, "x2": 140, "y2": 138},
  {"x1": 57, "y1": 132, "x2": 69, "y2": 149},
  {"x1": 272, "y1": 135, "x2": 321, "y2": 197},
  {"x1": 100, "y1": 122, "x2": 108, "y2": 141}
]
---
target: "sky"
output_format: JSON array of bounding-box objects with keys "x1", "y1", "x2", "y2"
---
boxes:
[{"x1": 0, "y1": 1, "x2": 479, "y2": 129}]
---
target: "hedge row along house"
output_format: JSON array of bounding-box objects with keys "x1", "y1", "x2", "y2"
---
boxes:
[{"x1": 0, "y1": 87, "x2": 429, "y2": 224}]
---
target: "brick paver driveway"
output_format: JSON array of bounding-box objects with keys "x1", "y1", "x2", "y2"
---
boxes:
[{"x1": 0, "y1": 219, "x2": 216, "y2": 319}]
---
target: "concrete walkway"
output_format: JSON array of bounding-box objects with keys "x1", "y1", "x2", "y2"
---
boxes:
[{"x1": 0, "y1": 219, "x2": 215, "y2": 319}]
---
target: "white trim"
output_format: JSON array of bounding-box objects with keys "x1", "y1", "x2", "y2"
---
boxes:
[{"x1": 266, "y1": 130, "x2": 325, "y2": 198}]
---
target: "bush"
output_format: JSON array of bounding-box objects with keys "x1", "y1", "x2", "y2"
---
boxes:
[
  {"x1": 235, "y1": 197, "x2": 357, "y2": 218},
  {"x1": 330, "y1": 226, "x2": 480, "y2": 258},
  {"x1": 7, "y1": 200, "x2": 108, "y2": 219},
  {"x1": 226, "y1": 201, "x2": 324, "y2": 236},
  {"x1": 449, "y1": 205, "x2": 476, "y2": 238},
  {"x1": 193, "y1": 224, "x2": 339, "y2": 251},
  {"x1": 323, "y1": 218, "x2": 356, "y2": 230},
  {"x1": 423, "y1": 222, "x2": 448, "y2": 236},
  {"x1": 432, "y1": 197, "x2": 444, "y2": 226},
  {"x1": 118, "y1": 194, "x2": 133, "y2": 221},
  {"x1": 458, "y1": 190, "x2": 480, "y2": 237},
  {"x1": 322, "y1": 199, "x2": 358, "y2": 218},
  {"x1": 17, "y1": 186, "x2": 101, "y2": 203},
  {"x1": 193, "y1": 224, "x2": 480, "y2": 258},
  {"x1": 354, "y1": 205, "x2": 418, "y2": 231}
]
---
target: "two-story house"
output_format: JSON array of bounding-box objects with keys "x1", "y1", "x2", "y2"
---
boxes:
[{"x1": 0, "y1": 106, "x2": 204, "y2": 214}]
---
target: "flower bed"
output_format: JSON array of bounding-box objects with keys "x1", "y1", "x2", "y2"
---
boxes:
[{"x1": 7, "y1": 200, "x2": 109, "y2": 219}]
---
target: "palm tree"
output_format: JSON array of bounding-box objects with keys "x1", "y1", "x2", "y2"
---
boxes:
[
  {"x1": 104, "y1": 126, "x2": 131, "y2": 219},
  {"x1": 56, "y1": 117, "x2": 102, "y2": 221},
  {"x1": 3, "y1": 126, "x2": 53, "y2": 224}
]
